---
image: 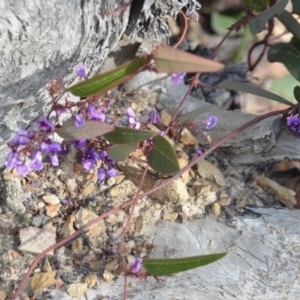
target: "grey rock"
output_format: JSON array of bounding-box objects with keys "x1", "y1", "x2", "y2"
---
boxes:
[{"x1": 0, "y1": 172, "x2": 30, "y2": 214}]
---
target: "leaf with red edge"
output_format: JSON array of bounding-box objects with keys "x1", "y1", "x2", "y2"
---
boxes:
[
  {"x1": 153, "y1": 46, "x2": 225, "y2": 74},
  {"x1": 68, "y1": 57, "x2": 146, "y2": 97},
  {"x1": 56, "y1": 120, "x2": 114, "y2": 141}
]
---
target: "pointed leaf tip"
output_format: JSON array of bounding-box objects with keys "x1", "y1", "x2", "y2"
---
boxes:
[
  {"x1": 143, "y1": 252, "x2": 227, "y2": 276},
  {"x1": 153, "y1": 46, "x2": 224, "y2": 74}
]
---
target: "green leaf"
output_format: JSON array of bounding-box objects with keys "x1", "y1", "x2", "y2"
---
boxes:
[
  {"x1": 106, "y1": 142, "x2": 138, "y2": 161},
  {"x1": 176, "y1": 105, "x2": 221, "y2": 125},
  {"x1": 291, "y1": 0, "x2": 300, "y2": 14},
  {"x1": 143, "y1": 253, "x2": 227, "y2": 276},
  {"x1": 56, "y1": 120, "x2": 114, "y2": 141},
  {"x1": 294, "y1": 86, "x2": 300, "y2": 103},
  {"x1": 248, "y1": 0, "x2": 288, "y2": 34},
  {"x1": 147, "y1": 135, "x2": 180, "y2": 175},
  {"x1": 218, "y1": 81, "x2": 294, "y2": 106},
  {"x1": 68, "y1": 57, "x2": 146, "y2": 97},
  {"x1": 211, "y1": 10, "x2": 245, "y2": 36},
  {"x1": 269, "y1": 74, "x2": 299, "y2": 102},
  {"x1": 153, "y1": 46, "x2": 224, "y2": 74},
  {"x1": 268, "y1": 39, "x2": 300, "y2": 82},
  {"x1": 276, "y1": 10, "x2": 300, "y2": 41},
  {"x1": 104, "y1": 127, "x2": 157, "y2": 144}
]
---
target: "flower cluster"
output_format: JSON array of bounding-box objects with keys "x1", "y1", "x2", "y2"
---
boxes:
[
  {"x1": 287, "y1": 115, "x2": 300, "y2": 132},
  {"x1": 5, "y1": 118, "x2": 63, "y2": 176},
  {"x1": 81, "y1": 148, "x2": 118, "y2": 181}
]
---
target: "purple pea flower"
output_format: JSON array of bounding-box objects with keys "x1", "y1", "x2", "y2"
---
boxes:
[
  {"x1": 107, "y1": 168, "x2": 118, "y2": 177},
  {"x1": 130, "y1": 257, "x2": 142, "y2": 273},
  {"x1": 287, "y1": 115, "x2": 300, "y2": 132},
  {"x1": 126, "y1": 107, "x2": 140, "y2": 129},
  {"x1": 38, "y1": 117, "x2": 55, "y2": 132},
  {"x1": 97, "y1": 168, "x2": 106, "y2": 181},
  {"x1": 86, "y1": 105, "x2": 105, "y2": 122},
  {"x1": 76, "y1": 63, "x2": 87, "y2": 79},
  {"x1": 5, "y1": 151, "x2": 23, "y2": 168},
  {"x1": 75, "y1": 113, "x2": 85, "y2": 128},
  {"x1": 29, "y1": 151, "x2": 44, "y2": 171},
  {"x1": 46, "y1": 143, "x2": 62, "y2": 166},
  {"x1": 196, "y1": 149, "x2": 203, "y2": 156},
  {"x1": 206, "y1": 116, "x2": 217, "y2": 130},
  {"x1": 149, "y1": 109, "x2": 160, "y2": 124},
  {"x1": 72, "y1": 139, "x2": 86, "y2": 148},
  {"x1": 16, "y1": 164, "x2": 30, "y2": 176},
  {"x1": 171, "y1": 72, "x2": 186, "y2": 85},
  {"x1": 82, "y1": 148, "x2": 100, "y2": 170}
]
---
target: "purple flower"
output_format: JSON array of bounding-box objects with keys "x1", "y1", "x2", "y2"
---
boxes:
[
  {"x1": 38, "y1": 117, "x2": 55, "y2": 132},
  {"x1": 46, "y1": 144, "x2": 62, "y2": 166},
  {"x1": 97, "y1": 168, "x2": 106, "y2": 181},
  {"x1": 287, "y1": 115, "x2": 300, "y2": 132},
  {"x1": 206, "y1": 115, "x2": 217, "y2": 130},
  {"x1": 107, "y1": 168, "x2": 118, "y2": 177},
  {"x1": 75, "y1": 113, "x2": 85, "y2": 127},
  {"x1": 86, "y1": 105, "x2": 106, "y2": 122},
  {"x1": 16, "y1": 164, "x2": 30, "y2": 176},
  {"x1": 72, "y1": 139, "x2": 86, "y2": 148},
  {"x1": 149, "y1": 109, "x2": 160, "y2": 124},
  {"x1": 171, "y1": 72, "x2": 186, "y2": 85},
  {"x1": 76, "y1": 63, "x2": 87, "y2": 79},
  {"x1": 196, "y1": 149, "x2": 203, "y2": 156},
  {"x1": 5, "y1": 151, "x2": 23, "y2": 168},
  {"x1": 130, "y1": 257, "x2": 142, "y2": 273},
  {"x1": 29, "y1": 151, "x2": 43, "y2": 171},
  {"x1": 126, "y1": 108, "x2": 140, "y2": 129},
  {"x1": 82, "y1": 148, "x2": 100, "y2": 170}
]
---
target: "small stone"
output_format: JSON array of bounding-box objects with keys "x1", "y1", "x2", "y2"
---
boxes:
[
  {"x1": 89, "y1": 260, "x2": 102, "y2": 271},
  {"x1": 134, "y1": 216, "x2": 143, "y2": 233},
  {"x1": 115, "y1": 174, "x2": 125, "y2": 184},
  {"x1": 253, "y1": 175, "x2": 296, "y2": 207},
  {"x1": 84, "y1": 274, "x2": 98, "y2": 288},
  {"x1": 75, "y1": 207, "x2": 107, "y2": 241},
  {"x1": 178, "y1": 156, "x2": 190, "y2": 184},
  {"x1": 212, "y1": 202, "x2": 221, "y2": 216},
  {"x1": 60, "y1": 214, "x2": 75, "y2": 238},
  {"x1": 219, "y1": 198, "x2": 231, "y2": 206},
  {"x1": 85, "y1": 173, "x2": 98, "y2": 182},
  {"x1": 180, "y1": 128, "x2": 199, "y2": 145},
  {"x1": 219, "y1": 191, "x2": 229, "y2": 199},
  {"x1": 197, "y1": 160, "x2": 226, "y2": 187},
  {"x1": 180, "y1": 202, "x2": 192, "y2": 215},
  {"x1": 65, "y1": 178, "x2": 77, "y2": 194},
  {"x1": 18, "y1": 227, "x2": 56, "y2": 255},
  {"x1": 160, "y1": 110, "x2": 172, "y2": 126},
  {"x1": 43, "y1": 222, "x2": 57, "y2": 233},
  {"x1": 45, "y1": 205, "x2": 60, "y2": 218},
  {"x1": 103, "y1": 270, "x2": 115, "y2": 282},
  {"x1": 71, "y1": 238, "x2": 83, "y2": 254},
  {"x1": 67, "y1": 283, "x2": 88, "y2": 298},
  {"x1": 0, "y1": 290, "x2": 10, "y2": 299},
  {"x1": 163, "y1": 212, "x2": 178, "y2": 222},
  {"x1": 236, "y1": 199, "x2": 246, "y2": 208},
  {"x1": 42, "y1": 258, "x2": 52, "y2": 272},
  {"x1": 30, "y1": 271, "x2": 56, "y2": 293},
  {"x1": 42, "y1": 194, "x2": 60, "y2": 205},
  {"x1": 81, "y1": 183, "x2": 95, "y2": 197},
  {"x1": 105, "y1": 260, "x2": 119, "y2": 271}
]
